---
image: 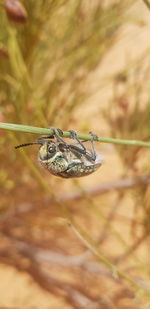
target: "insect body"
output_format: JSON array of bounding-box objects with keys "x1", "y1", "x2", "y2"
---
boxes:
[{"x1": 15, "y1": 129, "x2": 103, "y2": 178}]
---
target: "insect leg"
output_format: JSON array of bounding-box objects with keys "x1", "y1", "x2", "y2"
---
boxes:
[
  {"x1": 37, "y1": 128, "x2": 64, "y2": 143},
  {"x1": 68, "y1": 130, "x2": 87, "y2": 152},
  {"x1": 67, "y1": 130, "x2": 92, "y2": 161},
  {"x1": 68, "y1": 130, "x2": 98, "y2": 162},
  {"x1": 48, "y1": 127, "x2": 67, "y2": 144},
  {"x1": 88, "y1": 132, "x2": 99, "y2": 161},
  {"x1": 37, "y1": 128, "x2": 67, "y2": 152}
]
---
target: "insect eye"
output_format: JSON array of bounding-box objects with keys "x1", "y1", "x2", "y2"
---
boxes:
[{"x1": 47, "y1": 143, "x2": 56, "y2": 153}]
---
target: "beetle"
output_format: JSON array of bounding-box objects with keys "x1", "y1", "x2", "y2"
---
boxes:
[{"x1": 15, "y1": 128, "x2": 103, "y2": 178}]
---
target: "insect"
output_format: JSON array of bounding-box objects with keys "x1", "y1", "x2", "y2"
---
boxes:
[{"x1": 15, "y1": 128, "x2": 103, "y2": 178}]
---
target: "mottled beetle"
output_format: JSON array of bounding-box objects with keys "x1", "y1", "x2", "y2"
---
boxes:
[{"x1": 15, "y1": 128, "x2": 103, "y2": 178}]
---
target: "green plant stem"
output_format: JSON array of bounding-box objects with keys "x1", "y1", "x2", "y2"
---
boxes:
[
  {"x1": 67, "y1": 221, "x2": 149, "y2": 293},
  {"x1": 0, "y1": 122, "x2": 150, "y2": 147}
]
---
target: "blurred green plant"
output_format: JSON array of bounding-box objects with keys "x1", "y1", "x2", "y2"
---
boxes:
[{"x1": 0, "y1": 0, "x2": 130, "y2": 128}]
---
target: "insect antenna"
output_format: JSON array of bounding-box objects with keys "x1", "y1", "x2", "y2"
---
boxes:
[{"x1": 15, "y1": 142, "x2": 42, "y2": 149}]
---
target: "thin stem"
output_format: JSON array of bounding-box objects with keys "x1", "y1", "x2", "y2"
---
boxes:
[
  {"x1": 0, "y1": 122, "x2": 150, "y2": 147},
  {"x1": 67, "y1": 221, "x2": 149, "y2": 293}
]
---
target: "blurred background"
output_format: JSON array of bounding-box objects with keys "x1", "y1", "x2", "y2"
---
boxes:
[{"x1": 0, "y1": 0, "x2": 150, "y2": 308}]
